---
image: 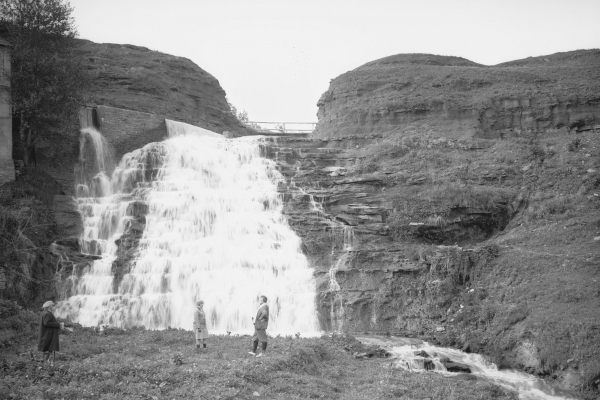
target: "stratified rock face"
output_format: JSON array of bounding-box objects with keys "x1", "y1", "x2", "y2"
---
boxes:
[
  {"x1": 270, "y1": 112, "x2": 599, "y2": 397},
  {"x1": 315, "y1": 51, "x2": 600, "y2": 139},
  {"x1": 76, "y1": 40, "x2": 247, "y2": 135},
  {"x1": 295, "y1": 49, "x2": 600, "y2": 397}
]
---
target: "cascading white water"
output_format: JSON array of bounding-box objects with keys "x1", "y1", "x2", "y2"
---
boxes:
[
  {"x1": 359, "y1": 336, "x2": 575, "y2": 400},
  {"x1": 56, "y1": 124, "x2": 319, "y2": 334},
  {"x1": 328, "y1": 226, "x2": 354, "y2": 331},
  {"x1": 286, "y1": 158, "x2": 353, "y2": 332}
]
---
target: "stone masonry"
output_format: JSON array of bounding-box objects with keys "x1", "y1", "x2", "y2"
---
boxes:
[
  {"x1": 95, "y1": 105, "x2": 168, "y2": 161},
  {"x1": 0, "y1": 30, "x2": 14, "y2": 185}
]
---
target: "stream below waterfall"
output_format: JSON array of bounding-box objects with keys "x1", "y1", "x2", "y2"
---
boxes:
[{"x1": 358, "y1": 336, "x2": 575, "y2": 400}]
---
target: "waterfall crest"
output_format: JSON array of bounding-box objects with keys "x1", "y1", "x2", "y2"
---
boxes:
[{"x1": 56, "y1": 126, "x2": 319, "y2": 334}]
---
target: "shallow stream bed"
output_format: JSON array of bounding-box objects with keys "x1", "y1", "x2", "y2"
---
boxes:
[{"x1": 358, "y1": 336, "x2": 575, "y2": 400}]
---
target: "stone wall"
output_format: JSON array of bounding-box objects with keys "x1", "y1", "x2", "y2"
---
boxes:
[
  {"x1": 0, "y1": 35, "x2": 14, "y2": 185},
  {"x1": 28, "y1": 105, "x2": 208, "y2": 195},
  {"x1": 95, "y1": 105, "x2": 168, "y2": 160}
]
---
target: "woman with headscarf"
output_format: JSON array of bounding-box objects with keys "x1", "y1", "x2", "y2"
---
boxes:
[
  {"x1": 38, "y1": 301, "x2": 63, "y2": 366},
  {"x1": 193, "y1": 300, "x2": 209, "y2": 350}
]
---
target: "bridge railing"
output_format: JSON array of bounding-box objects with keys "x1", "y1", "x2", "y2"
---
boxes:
[{"x1": 248, "y1": 122, "x2": 316, "y2": 135}]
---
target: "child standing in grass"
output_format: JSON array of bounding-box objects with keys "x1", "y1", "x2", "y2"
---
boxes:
[
  {"x1": 193, "y1": 300, "x2": 209, "y2": 350},
  {"x1": 249, "y1": 295, "x2": 269, "y2": 357}
]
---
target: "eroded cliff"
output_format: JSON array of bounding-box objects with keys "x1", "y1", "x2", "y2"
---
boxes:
[
  {"x1": 30, "y1": 40, "x2": 251, "y2": 190},
  {"x1": 77, "y1": 40, "x2": 246, "y2": 135},
  {"x1": 315, "y1": 51, "x2": 600, "y2": 140},
  {"x1": 277, "y1": 50, "x2": 600, "y2": 398}
]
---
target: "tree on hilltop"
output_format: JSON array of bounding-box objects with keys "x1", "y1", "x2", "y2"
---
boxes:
[
  {"x1": 227, "y1": 98, "x2": 261, "y2": 130},
  {"x1": 0, "y1": 0, "x2": 89, "y2": 167}
]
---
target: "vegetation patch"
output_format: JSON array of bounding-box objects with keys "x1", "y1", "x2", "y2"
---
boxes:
[{"x1": 0, "y1": 326, "x2": 519, "y2": 400}]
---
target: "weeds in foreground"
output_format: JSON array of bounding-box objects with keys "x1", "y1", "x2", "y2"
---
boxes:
[{"x1": 0, "y1": 327, "x2": 518, "y2": 400}]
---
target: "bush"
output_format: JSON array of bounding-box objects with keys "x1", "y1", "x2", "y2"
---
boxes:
[
  {"x1": 568, "y1": 137, "x2": 582, "y2": 151},
  {"x1": 529, "y1": 144, "x2": 546, "y2": 163},
  {"x1": 0, "y1": 300, "x2": 38, "y2": 347},
  {"x1": 0, "y1": 300, "x2": 20, "y2": 318}
]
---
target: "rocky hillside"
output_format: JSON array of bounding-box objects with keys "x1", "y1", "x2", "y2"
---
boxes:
[
  {"x1": 28, "y1": 40, "x2": 250, "y2": 190},
  {"x1": 315, "y1": 51, "x2": 600, "y2": 139},
  {"x1": 273, "y1": 50, "x2": 600, "y2": 398},
  {"x1": 3, "y1": 41, "x2": 249, "y2": 310},
  {"x1": 76, "y1": 39, "x2": 248, "y2": 135}
]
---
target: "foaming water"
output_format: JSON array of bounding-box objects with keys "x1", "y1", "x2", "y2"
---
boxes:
[
  {"x1": 359, "y1": 336, "x2": 575, "y2": 400},
  {"x1": 328, "y1": 226, "x2": 354, "y2": 331},
  {"x1": 56, "y1": 126, "x2": 319, "y2": 335}
]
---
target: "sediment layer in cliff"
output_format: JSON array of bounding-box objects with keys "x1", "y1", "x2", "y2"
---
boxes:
[{"x1": 314, "y1": 50, "x2": 600, "y2": 139}]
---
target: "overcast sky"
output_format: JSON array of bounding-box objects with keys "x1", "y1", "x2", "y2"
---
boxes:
[{"x1": 70, "y1": 0, "x2": 600, "y2": 123}]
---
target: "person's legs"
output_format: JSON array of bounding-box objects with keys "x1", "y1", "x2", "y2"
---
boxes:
[
  {"x1": 256, "y1": 329, "x2": 268, "y2": 357},
  {"x1": 256, "y1": 341, "x2": 268, "y2": 357},
  {"x1": 42, "y1": 352, "x2": 50, "y2": 365},
  {"x1": 249, "y1": 330, "x2": 259, "y2": 355}
]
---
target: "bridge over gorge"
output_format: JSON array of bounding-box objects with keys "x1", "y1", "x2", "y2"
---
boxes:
[{"x1": 248, "y1": 122, "x2": 316, "y2": 136}]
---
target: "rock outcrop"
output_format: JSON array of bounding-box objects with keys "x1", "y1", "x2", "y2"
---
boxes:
[
  {"x1": 77, "y1": 40, "x2": 249, "y2": 136},
  {"x1": 270, "y1": 128, "x2": 600, "y2": 397},
  {"x1": 29, "y1": 40, "x2": 252, "y2": 194},
  {"x1": 275, "y1": 49, "x2": 600, "y2": 398},
  {"x1": 315, "y1": 51, "x2": 600, "y2": 140}
]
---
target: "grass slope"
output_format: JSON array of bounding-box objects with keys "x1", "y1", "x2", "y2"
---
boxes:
[{"x1": 346, "y1": 127, "x2": 600, "y2": 397}]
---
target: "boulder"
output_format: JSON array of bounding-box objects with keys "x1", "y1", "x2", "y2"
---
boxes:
[
  {"x1": 441, "y1": 359, "x2": 472, "y2": 373},
  {"x1": 413, "y1": 350, "x2": 431, "y2": 358}
]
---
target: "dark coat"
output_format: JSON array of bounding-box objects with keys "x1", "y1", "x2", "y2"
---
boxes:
[
  {"x1": 254, "y1": 304, "x2": 269, "y2": 330},
  {"x1": 38, "y1": 309, "x2": 60, "y2": 352},
  {"x1": 193, "y1": 307, "x2": 207, "y2": 330}
]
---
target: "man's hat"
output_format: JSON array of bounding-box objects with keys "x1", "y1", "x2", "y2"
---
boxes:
[{"x1": 42, "y1": 301, "x2": 54, "y2": 309}]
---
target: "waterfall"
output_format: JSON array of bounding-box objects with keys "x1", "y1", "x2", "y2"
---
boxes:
[
  {"x1": 56, "y1": 125, "x2": 319, "y2": 334},
  {"x1": 328, "y1": 226, "x2": 354, "y2": 331}
]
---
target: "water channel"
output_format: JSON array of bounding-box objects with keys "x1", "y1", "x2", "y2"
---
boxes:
[{"x1": 359, "y1": 336, "x2": 575, "y2": 400}]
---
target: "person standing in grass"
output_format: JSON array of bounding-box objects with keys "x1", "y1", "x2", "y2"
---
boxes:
[
  {"x1": 194, "y1": 300, "x2": 209, "y2": 350},
  {"x1": 249, "y1": 295, "x2": 269, "y2": 357},
  {"x1": 38, "y1": 301, "x2": 63, "y2": 367}
]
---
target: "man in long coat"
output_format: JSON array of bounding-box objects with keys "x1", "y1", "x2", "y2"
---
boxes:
[
  {"x1": 38, "y1": 301, "x2": 63, "y2": 366},
  {"x1": 249, "y1": 295, "x2": 269, "y2": 357}
]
